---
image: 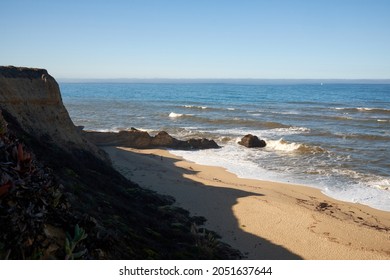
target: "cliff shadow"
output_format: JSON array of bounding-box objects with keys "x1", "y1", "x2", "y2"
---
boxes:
[{"x1": 105, "y1": 146, "x2": 302, "y2": 260}]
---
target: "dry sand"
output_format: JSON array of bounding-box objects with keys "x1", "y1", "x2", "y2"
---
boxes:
[{"x1": 104, "y1": 146, "x2": 390, "y2": 260}]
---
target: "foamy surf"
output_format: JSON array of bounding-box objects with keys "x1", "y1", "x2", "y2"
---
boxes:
[
  {"x1": 335, "y1": 107, "x2": 390, "y2": 114},
  {"x1": 171, "y1": 143, "x2": 390, "y2": 212},
  {"x1": 62, "y1": 82, "x2": 390, "y2": 212},
  {"x1": 169, "y1": 112, "x2": 184, "y2": 118},
  {"x1": 184, "y1": 105, "x2": 208, "y2": 109},
  {"x1": 266, "y1": 139, "x2": 325, "y2": 154}
]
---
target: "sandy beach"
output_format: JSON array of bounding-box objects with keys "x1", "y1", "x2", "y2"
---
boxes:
[{"x1": 104, "y1": 146, "x2": 390, "y2": 260}]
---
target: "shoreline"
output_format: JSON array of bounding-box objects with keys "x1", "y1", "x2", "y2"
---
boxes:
[{"x1": 104, "y1": 146, "x2": 390, "y2": 259}]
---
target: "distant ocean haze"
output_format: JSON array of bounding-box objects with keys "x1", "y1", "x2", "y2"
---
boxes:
[{"x1": 60, "y1": 82, "x2": 390, "y2": 211}]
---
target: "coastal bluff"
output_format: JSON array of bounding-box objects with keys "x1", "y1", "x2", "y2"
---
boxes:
[
  {"x1": 0, "y1": 66, "x2": 240, "y2": 259},
  {"x1": 0, "y1": 66, "x2": 105, "y2": 160}
]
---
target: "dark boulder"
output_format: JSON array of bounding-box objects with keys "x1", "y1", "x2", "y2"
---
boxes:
[
  {"x1": 185, "y1": 138, "x2": 219, "y2": 149},
  {"x1": 238, "y1": 134, "x2": 266, "y2": 148}
]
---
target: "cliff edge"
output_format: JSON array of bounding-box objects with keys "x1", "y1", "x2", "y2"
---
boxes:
[{"x1": 0, "y1": 66, "x2": 106, "y2": 161}]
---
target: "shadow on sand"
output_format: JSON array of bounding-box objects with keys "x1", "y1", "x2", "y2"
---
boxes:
[{"x1": 106, "y1": 146, "x2": 302, "y2": 260}]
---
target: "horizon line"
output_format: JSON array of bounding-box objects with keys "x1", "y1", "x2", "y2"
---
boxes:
[{"x1": 57, "y1": 77, "x2": 390, "y2": 84}]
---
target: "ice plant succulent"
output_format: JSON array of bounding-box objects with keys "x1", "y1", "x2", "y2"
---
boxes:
[{"x1": 64, "y1": 224, "x2": 88, "y2": 260}]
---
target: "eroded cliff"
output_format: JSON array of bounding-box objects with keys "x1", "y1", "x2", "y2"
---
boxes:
[{"x1": 0, "y1": 66, "x2": 105, "y2": 160}]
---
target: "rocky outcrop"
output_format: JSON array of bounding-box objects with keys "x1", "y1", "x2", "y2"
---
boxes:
[
  {"x1": 238, "y1": 134, "x2": 266, "y2": 148},
  {"x1": 84, "y1": 128, "x2": 152, "y2": 148},
  {"x1": 0, "y1": 66, "x2": 106, "y2": 161},
  {"x1": 151, "y1": 131, "x2": 178, "y2": 147},
  {"x1": 84, "y1": 128, "x2": 220, "y2": 149}
]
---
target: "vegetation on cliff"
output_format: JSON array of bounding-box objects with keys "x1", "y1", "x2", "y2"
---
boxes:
[{"x1": 0, "y1": 66, "x2": 241, "y2": 259}]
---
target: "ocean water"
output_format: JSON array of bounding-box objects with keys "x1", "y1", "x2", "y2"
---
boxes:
[{"x1": 60, "y1": 83, "x2": 390, "y2": 211}]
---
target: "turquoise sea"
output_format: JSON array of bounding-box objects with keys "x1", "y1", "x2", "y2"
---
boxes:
[{"x1": 60, "y1": 82, "x2": 390, "y2": 211}]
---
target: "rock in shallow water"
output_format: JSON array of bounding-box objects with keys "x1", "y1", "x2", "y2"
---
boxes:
[{"x1": 238, "y1": 134, "x2": 266, "y2": 148}]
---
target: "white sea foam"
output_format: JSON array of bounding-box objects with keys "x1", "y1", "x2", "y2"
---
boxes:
[
  {"x1": 266, "y1": 139, "x2": 302, "y2": 152},
  {"x1": 130, "y1": 127, "x2": 151, "y2": 132},
  {"x1": 170, "y1": 144, "x2": 285, "y2": 183},
  {"x1": 369, "y1": 178, "x2": 390, "y2": 190},
  {"x1": 169, "y1": 112, "x2": 184, "y2": 118},
  {"x1": 184, "y1": 105, "x2": 208, "y2": 109},
  {"x1": 227, "y1": 108, "x2": 235, "y2": 111},
  {"x1": 357, "y1": 107, "x2": 372, "y2": 111},
  {"x1": 171, "y1": 144, "x2": 390, "y2": 212},
  {"x1": 324, "y1": 183, "x2": 390, "y2": 212},
  {"x1": 93, "y1": 128, "x2": 119, "y2": 133},
  {"x1": 213, "y1": 126, "x2": 310, "y2": 139},
  {"x1": 269, "y1": 126, "x2": 310, "y2": 134},
  {"x1": 335, "y1": 107, "x2": 390, "y2": 114},
  {"x1": 356, "y1": 107, "x2": 382, "y2": 112}
]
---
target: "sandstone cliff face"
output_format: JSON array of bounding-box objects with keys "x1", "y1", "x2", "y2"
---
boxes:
[{"x1": 0, "y1": 66, "x2": 105, "y2": 160}]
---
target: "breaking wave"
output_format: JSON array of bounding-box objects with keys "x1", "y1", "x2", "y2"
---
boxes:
[
  {"x1": 266, "y1": 139, "x2": 326, "y2": 154},
  {"x1": 169, "y1": 112, "x2": 183, "y2": 118},
  {"x1": 335, "y1": 107, "x2": 390, "y2": 114},
  {"x1": 183, "y1": 105, "x2": 208, "y2": 110}
]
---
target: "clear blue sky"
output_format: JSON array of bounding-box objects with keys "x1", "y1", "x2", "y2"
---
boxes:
[{"x1": 1, "y1": 0, "x2": 389, "y2": 79}]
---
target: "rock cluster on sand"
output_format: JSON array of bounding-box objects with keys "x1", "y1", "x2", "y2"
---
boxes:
[
  {"x1": 84, "y1": 129, "x2": 268, "y2": 150},
  {"x1": 83, "y1": 128, "x2": 220, "y2": 150},
  {"x1": 238, "y1": 134, "x2": 266, "y2": 148}
]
